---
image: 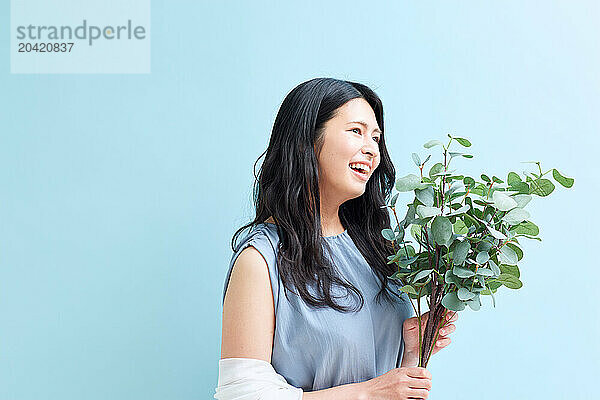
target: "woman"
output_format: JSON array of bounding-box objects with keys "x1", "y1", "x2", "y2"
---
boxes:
[{"x1": 215, "y1": 78, "x2": 457, "y2": 400}]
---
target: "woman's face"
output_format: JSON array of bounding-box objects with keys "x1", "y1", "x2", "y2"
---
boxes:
[{"x1": 315, "y1": 98, "x2": 381, "y2": 204}]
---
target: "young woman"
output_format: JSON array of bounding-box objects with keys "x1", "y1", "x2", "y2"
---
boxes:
[{"x1": 216, "y1": 78, "x2": 457, "y2": 400}]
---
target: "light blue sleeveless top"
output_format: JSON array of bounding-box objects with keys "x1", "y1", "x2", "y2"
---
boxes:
[{"x1": 221, "y1": 222, "x2": 414, "y2": 392}]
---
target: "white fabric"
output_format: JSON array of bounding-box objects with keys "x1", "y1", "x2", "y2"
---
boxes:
[{"x1": 214, "y1": 357, "x2": 304, "y2": 400}]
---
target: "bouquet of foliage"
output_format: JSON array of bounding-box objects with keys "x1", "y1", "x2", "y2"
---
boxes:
[{"x1": 381, "y1": 134, "x2": 574, "y2": 367}]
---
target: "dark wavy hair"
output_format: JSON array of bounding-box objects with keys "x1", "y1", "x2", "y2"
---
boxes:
[{"x1": 231, "y1": 77, "x2": 405, "y2": 313}]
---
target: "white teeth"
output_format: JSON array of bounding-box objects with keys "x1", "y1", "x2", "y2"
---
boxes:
[{"x1": 349, "y1": 162, "x2": 370, "y2": 173}]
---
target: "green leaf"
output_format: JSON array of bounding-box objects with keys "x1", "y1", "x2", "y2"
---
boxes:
[
  {"x1": 499, "y1": 264, "x2": 520, "y2": 279},
  {"x1": 453, "y1": 265, "x2": 475, "y2": 278},
  {"x1": 445, "y1": 269, "x2": 462, "y2": 287},
  {"x1": 444, "y1": 204, "x2": 471, "y2": 217},
  {"x1": 486, "y1": 224, "x2": 507, "y2": 240},
  {"x1": 499, "y1": 245, "x2": 518, "y2": 265},
  {"x1": 488, "y1": 259, "x2": 501, "y2": 276},
  {"x1": 505, "y1": 243, "x2": 523, "y2": 261},
  {"x1": 399, "y1": 285, "x2": 418, "y2": 295},
  {"x1": 481, "y1": 174, "x2": 490, "y2": 183},
  {"x1": 513, "y1": 221, "x2": 539, "y2": 236},
  {"x1": 496, "y1": 273, "x2": 523, "y2": 289},
  {"x1": 552, "y1": 169, "x2": 574, "y2": 188},
  {"x1": 492, "y1": 191, "x2": 518, "y2": 211},
  {"x1": 453, "y1": 219, "x2": 468, "y2": 235},
  {"x1": 516, "y1": 234, "x2": 542, "y2": 241},
  {"x1": 410, "y1": 224, "x2": 423, "y2": 243},
  {"x1": 507, "y1": 172, "x2": 522, "y2": 185},
  {"x1": 454, "y1": 137, "x2": 472, "y2": 147},
  {"x1": 396, "y1": 174, "x2": 431, "y2": 192},
  {"x1": 398, "y1": 256, "x2": 419, "y2": 266},
  {"x1": 476, "y1": 268, "x2": 495, "y2": 277},
  {"x1": 413, "y1": 269, "x2": 433, "y2": 282},
  {"x1": 462, "y1": 154, "x2": 474, "y2": 158},
  {"x1": 428, "y1": 163, "x2": 444, "y2": 179},
  {"x1": 509, "y1": 182, "x2": 530, "y2": 194},
  {"x1": 457, "y1": 288, "x2": 476, "y2": 300},
  {"x1": 476, "y1": 251, "x2": 490, "y2": 265},
  {"x1": 463, "y1": 176, "x2": 476, "y2": 187},
  {"x1": 529, "y1": 178, "x2": 555, "y2": 197},
  {"x1": 415, "y1": 186, "x2": 435, "y2": 207},
  {"x1": 442, "y1": 291, "x2": 466, "y2": 311},
  {"x1": 412, "y1": 153, "x2": 422, "y2": 167},
  {"x1": 513, "y1": 194, "x2": 532, "y2": 208},
  {"x1": 424, "y1": 140, "x2": 444, "y2": 149},
  {"x1": 466, "y1": 296, "x2": 481, "y2": 311},
  {"x1": 431, "y1": 216, "x2": 453, "y2": 247},
  {"x1": 391, "y1": 193, "x2": 399, "y2": 206},
  {"x1": 416, "y1": 205, "x2": 441, "y2": 218},
  {"x1": 476, "y1": 240, "x2": 493, "y2": 252},
  {"x1": 381, "y1": 228, "x2": 395, "y2": 241},
  {"x1": 502, "y1": 208, "x2": 531, "y2": 225},
  {"x1": 453, "y1": 239, "x2": 471, "y2": 265}
]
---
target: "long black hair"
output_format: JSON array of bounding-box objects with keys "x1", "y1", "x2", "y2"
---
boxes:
[{"x1": 231, "y1": 77, "x2": 404, "y2": 313}]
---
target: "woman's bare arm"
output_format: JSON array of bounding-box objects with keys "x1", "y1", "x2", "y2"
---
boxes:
[{"x1": 220, "y1": 246, "x2": 368, "y2": 399}]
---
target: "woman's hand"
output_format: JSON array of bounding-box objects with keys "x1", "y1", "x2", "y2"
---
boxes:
[
  {"x1": 357, "y1": 367, "x2": 432, "y2": 400},
  {"x1": 402, "y1": 310, "x2": 458, "y2": 363}
]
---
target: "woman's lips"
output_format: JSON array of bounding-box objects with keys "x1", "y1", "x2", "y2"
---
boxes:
[{"x1": 349, "y1": 165, "x2": 369, "y2": 181}]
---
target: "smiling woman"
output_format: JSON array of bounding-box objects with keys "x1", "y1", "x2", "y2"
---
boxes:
[{"x1": 217, "y1": 78, "x2": 431, "y2": 399}]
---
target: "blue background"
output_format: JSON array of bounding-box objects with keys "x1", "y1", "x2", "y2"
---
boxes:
[{"x1": 1, "y1": 1, "x2": 598, "y2": 399}]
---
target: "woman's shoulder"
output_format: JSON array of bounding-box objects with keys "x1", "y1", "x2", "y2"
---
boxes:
[{"x1": 233, "y1": 222, "x2": 279, "y2": 254}]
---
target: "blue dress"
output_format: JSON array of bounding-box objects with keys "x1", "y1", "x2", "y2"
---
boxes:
[{"x1": 221, "y1": 222, "x2": 414, "y2": 392}]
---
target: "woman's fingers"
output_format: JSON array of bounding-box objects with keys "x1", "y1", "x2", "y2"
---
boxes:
[{"x1": 438, "y1": 324, "x2": 455, "y2": 336}]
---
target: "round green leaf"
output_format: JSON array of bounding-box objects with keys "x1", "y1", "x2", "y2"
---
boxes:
[
  {"x1": 513, "y1": 194, "x2": 532, "y2": 208},
  {"x1": 453, "y1": 218, "x2": 468, "y2": 235},
  {"x1": 442, "y1": 291, "x2": 466, "y2": 311},
  {"x1": 466, "y1": 296, "x2": 481, "y2": 311},
  {"x1": 453, "y1": 239, "x2": 471, "y2": 265},
  {"x1": 415, "y1": 186, "x2": 435, "y2": 207},
  {"x1": 381, "y1": 228, "x2": 395, "y2": 241},
  {"x1": 513, "y1": 221, "x2": 539, "y2": 236},
  {"x1": 499, "y1": 245, "x2": 518, "y2": 265},
  {"x1": 428, "y1": 163, "x2": 444, "y2": 179},
  {"x1": 453, "y1": 265, "x2": 475, "y2": 278},
  {"x1": 507, "y1": 172, "x2": 522, "y2": 185},
  {"x1": 502, "y1": 208, "x2": 530, "y2": 225},
  {"x1": 416, "y1": 205, "x2": 441, "y2": 218},
  {"x1": 396, "y1": 174, "x2": 426, "y2": 192},
  {"x1": 457, "y1": 287, "x2": 475, "y2": 300},
  {"x1": 476, "y1": 251, "x2": 490, "y2": 265},
  {"x1": 431, "y1": 216, "x2": 453, "y2": 246},
  {"x1": 505, "y1": 243, "x2": 523, "y2": 261},
  {"x1": 492, "y1": 191, "x2": 518, "y2": 211},
  {"x1": 529, "y1": 178, "x2": 555, "y2": 197}
]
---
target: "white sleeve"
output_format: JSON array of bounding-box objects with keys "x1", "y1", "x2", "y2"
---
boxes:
[{"x1": 214, "y1": 357, "x2": 304, "y2": 400}]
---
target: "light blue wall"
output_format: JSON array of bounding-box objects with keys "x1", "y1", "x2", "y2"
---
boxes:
[{"x1": 1, "y1": 1, "x2": 597, "y2": 399}]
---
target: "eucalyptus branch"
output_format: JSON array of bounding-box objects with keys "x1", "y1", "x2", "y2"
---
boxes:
[{"x1": 383, "y1": 134, "x2": 574, "y2": 368}]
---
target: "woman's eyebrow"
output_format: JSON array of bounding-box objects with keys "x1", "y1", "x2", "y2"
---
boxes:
[{"x1": 347, "y1": 120, "x2": 382, "y2": 134}]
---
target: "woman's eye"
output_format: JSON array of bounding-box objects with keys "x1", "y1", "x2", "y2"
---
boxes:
[
  {"x1": 373, "y1": 137, "x2": 380, "y2": 143},
  {"x1": 351, "y1": 128, "x2": 361, "y2": 134}
]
